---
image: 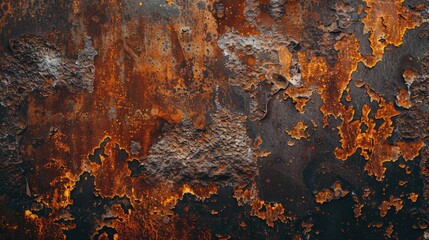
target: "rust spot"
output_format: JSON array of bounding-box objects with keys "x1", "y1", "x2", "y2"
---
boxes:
[
  {"x1": 286, "y1": 121, "x2": 309, "y2": 140},
  {"x1": 353, "y1": 195, "x2": 364, "y2": 219},
  {"x1": 234, "y1": 183, "x2": 288, "y2": 227},
  {"x1": 384, "y1": 222, "x2": 394, "y2": 238},
  {"x1": 409, "y1": 192, "x2": 419, "y2": 203},
  {"x1": 379, "y1": 195, "x2": 403, "y2": 218},
  {"x1": 396, "y1": 88, "x2": 412, "y2": 109},
  {"x1": 314, "y1": 182, "x2": 349, "y2": 204}
]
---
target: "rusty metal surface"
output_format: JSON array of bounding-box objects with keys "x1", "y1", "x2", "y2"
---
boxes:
[{"x1": 0, "y1": 0, "x2": 429, "y2": 239}]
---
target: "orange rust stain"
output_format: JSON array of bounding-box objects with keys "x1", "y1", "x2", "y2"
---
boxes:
[
  {"x1": 285, "y1": 34, "x2": 361, "y2": 122},
  {"x1": 361, "y1": 0, "x2": 422, "y2": 67},
  {"x1": 280, "y1": 0, "x2": 305, "y2": 41},
  {"x1": 284, "y1": 51, "x2": 325, "y2": 113},
  {"x1": 71, "y1": 0, "x2": 80, "y2": 14},
  {"x1": 215, "y1": 0, "x2": 259, "y2": 36},
  {"x1": 397, "y1": 140, "x2": 424, "y2": 161},
  {"x1": 246, "y1": 55, "x2": 256, "y2": 66},
  {"x1": 166, "y1": 0, "x2": 174, "y2": 7},
  {"x1": 179, "y1": 184, "x2": 219, "y2": 200},
  {"x1": 403, "y1": 66, "x2": 419, "y2": 86},
  {"x1": 216, "y1": 234, "x2": 231, "y2": 240},
  {"x1": 103, "y1": 179, "x2": 218, "y2": 239},
  {"x1": 345, "y1": 92, "x2": 352, "y2": 102},
  {"x1": 290, "y1": 97, "x2": 310, "y2": 114},
  {"x1": 254, "y1": 136, "x2": 272, "y2": 158},
  {"x1": 61, "y1": 136, "x2": 220, "y2": 238},
  {"x1": 334, "y1": 86, "x2": 423, "y2": 180},
  {"x1": 24, "y1": 210, "x2": 38, "y2": 220},
  {"x1": 17, "y1": 1, "x2": 228, "y2": 236},
  {"x1": 28, "y1": 148, "x2": 80, "y2": 213},
  {"x1": 379, "y1": 195, "x2": 403, "y2": 218},
  {"x1": 356, "y1": 5, "x2": 363, "y2": 15},
  {"x1": 319, "y1": 35, "x2": 361, "y2": 121},
  {"x1": 256, "y1": 151, "x2": 271, "y2": 158},
  {"x1": 302, "y1": 221, "x2": 313, "y2": 236},
  {"x1": 396, "y1": 88, "x2": 412, "y2": 109},
  {"x1": 4, "y1": 0, "x2": 428, "y2": 237},
  {"x1": 405, "y1": 166, "x2": 412, "y2": 174},
  {"x1": 353, "y1": 195, "x2": 364, "y2": 219},
  {"x1": 239, "y1": 221, "x2": 247, "y2": 228},
  {"x1": 278, "y1": 46, "x2": 293, "y2": 79},
  {"x1": 51, "y1": 130, "x2": 71, "y2": 153},
  {"x1": 234, "y1": 183, "x2": 288, "y2": 227},
  {"x1": 384, "y1": 222, "x2": 394, "y2": 238},
  {"x1": 369, "y1": 222, "x2": 384, "y2": 228},
  {"x1": 408, "y1": 193, "x2": 418, "y2": 203},
  {"x1": 419, "y1": 222, "x2": 428, "y2": 230},
  {"x1": 286, "y1": 121, "x2": 309, "y2": 140},
  {"x1": 21, "y1": 207, "x2": 65, "y2": 239},
  {"x1": 399, "y1": 180, "x2": 408, "y2": 186},
  {"x1": 91, "y1": 141, "x2": 133, "y2": 198},
  {"x1": 363, "y1": 188, "x2": 371, "y2": 198},
  {"x1": 210, "y1": 210, "x2": 219, "y2": 215},
  {"x1": 314, "y1": 182, "x2": 349, "y2": 204}
]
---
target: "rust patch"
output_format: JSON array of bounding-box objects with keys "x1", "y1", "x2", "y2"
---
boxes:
[
  {"x1": 409, "y1": 192, "x2": 419, "y2": 203},
  {"x1": 234, "y1": 183, "x2": 288, "y2": 227},
  {"x1": 353, "y1": 195, "x2": 364, "y2": 219},
  {"x1": 314, "y1": 182, "x2": 349, "y2": 204},
  {"x1": 361, "y1": 0, "x2": 422, "y2": 67},
  {"x1": 379, "y1": 195, "x2": 403, "y2": 218},
  {"x1": 334, "y1": 86, "x2": 424, "y2": 180},
  {"x1": 396, "y1": 88, "x2": 412, "y2": 109},
  {"x1": 286, "y1": 121, "x2": 309, "y2": 140}
]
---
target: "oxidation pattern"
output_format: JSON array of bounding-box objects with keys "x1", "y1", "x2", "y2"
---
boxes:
[{"x1": 0, "y1": 0, "x2": 429, "y2": 239}]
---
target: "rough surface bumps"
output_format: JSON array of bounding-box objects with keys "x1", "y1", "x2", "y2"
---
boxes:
[
  {"x1": 142, "y1": 108, "x2": 257, "y2": 186},
  {"x1": 0, "y1": 33, "x2": 97, "y2": 107},
  {"x1": 0, "y1": 32, "x2": 97, "y2": 166}
]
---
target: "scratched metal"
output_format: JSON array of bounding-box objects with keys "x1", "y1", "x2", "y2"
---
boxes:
[{"x1": 0, "y1": 0, "x2": 429, "y2": 239}]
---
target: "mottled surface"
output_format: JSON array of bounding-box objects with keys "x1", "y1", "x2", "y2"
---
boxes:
[
  {"x1": 0, "y1": 0, "x2": 429, "y2": 239},
  {"x1": 142, "y1": 107, "x2": 257, "y2": 186}
]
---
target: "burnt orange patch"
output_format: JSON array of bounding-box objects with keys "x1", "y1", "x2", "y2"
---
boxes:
[
  {"x1": 361, "y1": 0, "x2": 422, "y2": 67},
  {"x1": 286, "y1": 121, "x2": 309, "y2": 140}
]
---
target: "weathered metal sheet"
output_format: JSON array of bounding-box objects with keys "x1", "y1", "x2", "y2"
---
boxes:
[{"x1": 0, "y1": 0, "x2": 428, "y2": 239}]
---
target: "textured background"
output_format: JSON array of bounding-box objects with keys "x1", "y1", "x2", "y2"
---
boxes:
[{"x1": 0, "y1": 0, "x2": 429, "y2": 239}]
